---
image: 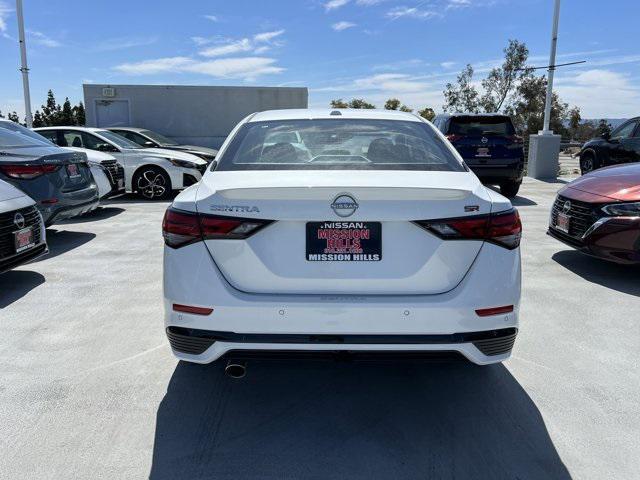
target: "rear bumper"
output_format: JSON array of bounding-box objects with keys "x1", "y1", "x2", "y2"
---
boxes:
[
  {"x1": 166, "y1": 327, "x2": 517, "y2": 365},
  {"x1": 465, "y1": 160, "x2": 524, "y2": 183},
  {"x1": 43, "y1": 198, "x2": 100, "y2": 226},
  {"x1": 163, "y1": 241, "x2": 521, "y2": 365},
  {"x1": 548, "y1": 216, "x2": 640, "y2": 264}
]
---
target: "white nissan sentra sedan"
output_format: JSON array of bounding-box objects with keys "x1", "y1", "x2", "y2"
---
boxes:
[{"x1": 162, "y1": 109, "x2": 522, "y2": 368}]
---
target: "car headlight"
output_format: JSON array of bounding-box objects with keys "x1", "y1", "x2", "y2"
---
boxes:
[
  {"x1": 168, "y1": 158, "x2": 197, "y2": 169},
  {"x1": 601, "y1": 202, "x2": 640, "y2": 217}
]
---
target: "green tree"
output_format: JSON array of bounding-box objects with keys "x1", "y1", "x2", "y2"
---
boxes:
[
  {"x1": 32, "y1": 110, "x2": 45, "y2": 127},
  {"x1": 505, "y1": 75, "x2": 570, "y2": 136},
  {"x1": 330, "y1": 98, "x2": 349, "y2": 108},
  {"x1": 384, "y1": 98, "x2": 401, "y2": 110},
  {"x1": 73, "y1": 102, "x2": 86, "y2": 126},
  {"x1": 61, "y1": 98, "x2": 74, "y2": 125},
  {"x1": 443, "y1": 64, "x2": 480, "y2": 113},
  {"x1": 568, "y1": 106, "x2": 581, "y2": 132},
  {"x1": 41, "y1": 89, "x2": 61, "y2": 125},
  {"x1": 0, "y1": 110, "x2": 4, "y2": 118},
  {"x1": 480, "y1": 39, "x2": 532, "y2": 112},
  {"x1": 348, "y1": 98, "x2": 376, "y2": 109},
  {"x1": 399, "y1": 105, "x2": 413, "y2": 112},
  {"x1": 418, "y1": 107, "x2": 435, "y2": 121},
  {"x1": 7, "y1": 111, "x2": 20, "y2": 123}
]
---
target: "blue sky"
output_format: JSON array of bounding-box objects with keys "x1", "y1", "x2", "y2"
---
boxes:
[{"x1": 1, "y1": 0, "x2": 639, "y2": 119}]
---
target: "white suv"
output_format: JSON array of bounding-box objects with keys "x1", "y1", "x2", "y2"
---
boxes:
[
  {"x1": 35, "y1": 127, "x2": 207, "y2": 199},
  {"x1": 162, "y1": 109, "x2": 521, "y2": 368}
]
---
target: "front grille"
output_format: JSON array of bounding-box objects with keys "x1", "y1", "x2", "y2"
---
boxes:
[
  {"x1": 551, "y1": 195, "x2": 601, "y2": 239},
  {"x1": 472, "y1": 330, "x2": 517, "y2": 356},
  {"x1": 0, "y1": 206, "x2": 43, "y2": 259},
  {"x1": 100, "y1": 160, "x2": 125, "y2": 188}
]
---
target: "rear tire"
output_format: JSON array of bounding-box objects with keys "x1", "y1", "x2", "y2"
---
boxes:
[
  {"x1": 580, "y1": 151, "x2": 599, "y2": 175},
  {"x1": 133, "y1": 166, "x2": 172, "y2": 200},
  {"x1": 500, "y1": 180, "x2": 521, "y2": 198}
]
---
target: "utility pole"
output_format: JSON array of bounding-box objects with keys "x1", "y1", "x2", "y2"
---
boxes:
[
  {"x1": 16, "y1": 0, "x2": 33, "y2": 127},
  {"x1": 542, "y1": 0, "x2": 561, "y2": 133},
  {"x1": 527, "y1": 0, "x2": 562, "y2": 180}
]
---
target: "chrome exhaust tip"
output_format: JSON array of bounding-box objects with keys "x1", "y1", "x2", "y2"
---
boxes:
[{"x1": 225, "y1": 361, "x2": 246, "y2": 379}]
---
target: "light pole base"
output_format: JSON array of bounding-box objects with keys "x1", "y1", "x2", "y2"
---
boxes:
[{"x1": 528, "y1": 133, "x2": 561, "y2": 180}]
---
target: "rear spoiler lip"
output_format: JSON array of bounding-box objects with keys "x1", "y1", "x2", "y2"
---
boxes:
[{"x1": 0, "y1": 150, "x2": 88, "y2": 165}]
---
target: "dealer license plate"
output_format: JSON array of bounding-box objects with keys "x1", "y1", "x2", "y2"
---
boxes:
[{"x1": 306, "y1": 221, "x2": 381, "y2": 262}]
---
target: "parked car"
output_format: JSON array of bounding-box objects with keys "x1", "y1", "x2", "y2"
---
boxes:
[
  {"x1": 433, "y1": 113, "x2": 524, "y2": 198},
  {"x1": 0, "y1": 124, "x2": 99, "y2": 226},
  {"x1": 35, "y1": 127, "x2": 207, "y2": 200},
  {"x1": 162, "y1": 109, "x2": 522, "y2": 372},
  {"x1": 548, "y1": 162, "x2": 640, "y2": 264},
  {"x1": 0, "y1": 121, "x2": 124, "y2": 200},
  {"x1": 0, "y1": 179, "x2": 48, "y2": 274},
  {"x1": 106, "y1": 127, "x2": 218, "y2": 163},
  {"x1": 579, "y1": 117, "x2": 640, "y2": 174}
]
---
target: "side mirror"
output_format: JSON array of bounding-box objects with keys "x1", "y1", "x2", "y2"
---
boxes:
[
  {"x1": 144, "y1": 141, "x2": 155, "y2": 147},
  {"x1": 97, "y1": 143, "x2": 117, "y2": 152},
  {"x1": 209, "y1": 160, "x2": 218, "y2": 171},
  {"x1": 601, "y1": 132, "x2": 611, "y2": 141}
]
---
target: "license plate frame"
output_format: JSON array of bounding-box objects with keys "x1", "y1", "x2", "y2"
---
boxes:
[
  {"x1": 306, "y1": 221, "x2": 382, "y2": 262},
  {"x1": 476, "y1": 147, "x2": 491, "y2": 158},
  {"x1": 555, "y1": 212, "x2": 570, "y2": 234},
  {"x1": 14, "y1": 227, "x2": 35, "y2": 254}
]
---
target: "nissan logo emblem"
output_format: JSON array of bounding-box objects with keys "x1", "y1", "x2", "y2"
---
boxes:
[
  {"x1": 562, "y1": 201, "x2": 571, "y2": 214},
  {"x1": 481, "y1": 137, "x2": 488, "y2": 144},
  {"x1": 331, "y1": 194, "x2": 359, "y2": 217},
  {"x1": 14, "y1": 212, "x2": 26, "y2": 229}
]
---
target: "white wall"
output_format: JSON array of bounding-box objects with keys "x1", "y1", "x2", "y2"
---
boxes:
[{"x1": 83, "y1": 84, "x2": 308, "y2": 148}]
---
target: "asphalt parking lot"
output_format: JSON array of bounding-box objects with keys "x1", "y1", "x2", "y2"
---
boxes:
[{"x1": 1, "y1": 177, "x2": 639, "y2": 480}]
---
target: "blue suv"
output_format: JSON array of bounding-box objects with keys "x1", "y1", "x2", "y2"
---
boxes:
[{"x1": 433, "y1": 113, "x2": 524, "y2": 198}]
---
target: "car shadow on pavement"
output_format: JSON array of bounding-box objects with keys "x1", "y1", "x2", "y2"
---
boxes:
[
  {"x1": 0, "y1": 270, "x2": 45, "y2": 308},
  {"x1": 552, "y1": 250, "x2": 640, "y2": 297},
  {"x1": 59, "y1": 206, "x2": 125, "y2": 224},
  {"x1": 34, "y1": 230, "x2": 96, "y2": 262},
  {"x1": 510, "y1": 196, "x2": 538, "y2": 207},
  {"x1": 149, "y1": 360, "x2": 570, "y2": 480}
]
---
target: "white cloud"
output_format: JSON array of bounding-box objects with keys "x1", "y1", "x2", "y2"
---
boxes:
[
  {"x1": 356, "y1": 0, "x2": 387, "y2": 4},
  {"x1": 253, "y1": 29, "x2": 285, "y2": 43},
  {"x1": 440, "y1": 61, "x2": 457, "y2": 69},
  {"x1": 555, "y1": 69, "x2": 640, "y2": 118},
  {"x1": 114, "y1": 56, "x2": 284, "y2": 80},
  {"x1": 332, "y1": 21, "x2": 356, "y2": 31},
  {"x1": 447, "y1": 0, "x2": 471, "y2": 8},
  {"x1": 95, "y1": 36, "x2": 157, "y2": 51},
  {"x1": 199, "y1": 38, "x2": 252, "y2": 57},
  {"x1": 203, "y1": 15, "x2": 219, "y2": 22},
  {"x1": 114, "y1": 57, "x2": 193, "y2": 75},
  {"x1": 386, "y1": 6, "x2": 439, "y2": 20},
  {"x1": 27, "y1": 30, "x2": 61, "y2": 47},
  {"x1": 0, "y1": 1, "x2": 11, "y2": 36},
  {"x1": 324, "y1": 0, "x2": 350, "y2": 11}
]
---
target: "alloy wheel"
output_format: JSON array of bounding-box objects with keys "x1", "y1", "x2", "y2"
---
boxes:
[{"x1": 137, "y1": 169, "x2": 167, "y2": 199}]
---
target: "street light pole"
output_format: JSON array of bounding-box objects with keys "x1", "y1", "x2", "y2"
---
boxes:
[
  {"x1": 542, "y1": 0, "x2": 561, "y2": 134},
  {"x1": 16, "y1": 0, "x2": 33, "y2": 127}
]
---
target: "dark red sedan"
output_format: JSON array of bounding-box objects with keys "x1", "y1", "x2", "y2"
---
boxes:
[{"x1": 548, "y1": 163, "x2": 640, "y2": 264}]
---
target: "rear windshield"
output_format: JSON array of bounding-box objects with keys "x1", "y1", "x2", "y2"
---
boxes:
[
  {"x1": 216, "y1": 119, "x2": 465, "y2": 172},
  {"x1": 0, "y1": 122, "x2": 53, "y2": 148},
  {"x1": 96, "y1": 130, "x2": 144, "y2": 149},
  {"x1": 449, "y1": 116, "x2": 515, "y2": 136}
]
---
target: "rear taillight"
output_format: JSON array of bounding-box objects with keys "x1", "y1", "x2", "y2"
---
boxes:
[
  {"x1": 445, "y1": 134, "x2": 463, "y2": 142},
  {"x1": 0, "y1": 164, "x2": 60, "y2": 179},
  {"x1": 162, "y1": 207, "x2": 273, "y2": 248},
  {"x1": 414, "y1": 208, "x2": 522, "y2": 250}
]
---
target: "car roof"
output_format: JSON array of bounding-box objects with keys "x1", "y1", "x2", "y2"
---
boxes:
[
  {"x1": 106, "y1": 127, "x2": 146, "y2": 132},
  {"x1": 35, "y1": 126, "x2": 106, "y2": 133},
  {"x1": 248, "y1": 108, "x2": 423, "y2": 123}
]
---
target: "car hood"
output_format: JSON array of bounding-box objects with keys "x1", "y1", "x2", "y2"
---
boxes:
[
  {"x1": 62, "y1": 147, "x2": 117, "y2": 165},
  {"x1": 0, "y1": 178, "x2": 31, "y2": 203},
  {"x1": 0, "y1": 145, "x2": 87, "y2": 164},
  {"x1": 170, "y1": 145, "x2": 218, "y2": 155},
  {"x1": 142, "y1": 148, "x2": 207, "y2": 164},
  {"x1": 562, "y1": 163, "x2": 640, "y2": 201}
]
